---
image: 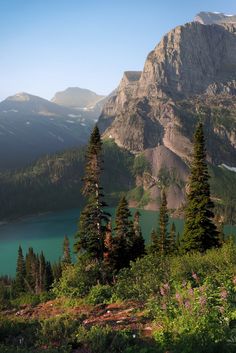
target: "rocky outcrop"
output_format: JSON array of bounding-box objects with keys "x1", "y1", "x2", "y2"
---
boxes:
[{"x1": 98, "y1": 15, "x2": 236, "y2": 210}]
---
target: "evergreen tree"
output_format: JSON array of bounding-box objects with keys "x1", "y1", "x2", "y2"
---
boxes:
[
  {"x1": 45, "y1": 261, "x2": 53, "y2": 291},
  {"x1": 25, "y1": 247, "x2": 37, "y2": 293},
  {"x1": 169, "y1": 222, "x2": 177, "y2": 254},
  {"x1": 74, "y1": 126, "x2": 110, "y2": 260},
  {"x1": 39, "y1": 251, "x2": 46, "y2": 293},
  {"x1": 181, "y1": 122, "x2": 219, "y2": 252},
  {"x1": 159, "y1": 190, "x2": 170, "y2": 255},
  {"x1": 62, "y1": 235, "x2": 71, "y2": 265},
  {"x1": 149, "y1": 229, "x2": 160, "y2": 254},
  {"x1": 131, "y1": 211, "x2": 145, "y2": 260},
  {"x1": 113, "y1": 196, "x2": 134, "y2": 270},
  {"x1": 15, "y1": 246, "x2": 26, "y2": 294}
]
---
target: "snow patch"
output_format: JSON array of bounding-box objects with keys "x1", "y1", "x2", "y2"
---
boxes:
[
  {"x1": 221, "y1": 164, "x2": 236, "y2": 172},
  {"x1": 26, "y1": 121, "x2": 31, "y2": 126},
  {"x1": 81, "y1": 122, "x2": 86, "y2": 126},
  {"x1": 66, "y1": 120, "x2": 75, "y2": 124}
]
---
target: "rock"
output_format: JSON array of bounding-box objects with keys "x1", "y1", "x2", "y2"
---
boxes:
[{"x1": 98, "y1": 16, "x2": 236, "y2": 209}]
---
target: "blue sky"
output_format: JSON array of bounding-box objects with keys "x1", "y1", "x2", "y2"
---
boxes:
[{"x1": 1, "y1": 0, "x2": 236, "y2": 101}]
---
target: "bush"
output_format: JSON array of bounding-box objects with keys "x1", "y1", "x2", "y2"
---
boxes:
[
  {"x1": 113, "y1": 254, "x2": 169, "y2": 301},
  {"x1": 53, "y1": 256, "x2": 101, "y2": 298},
  {"x1": 86, "y1": 284, "x2": 112, "y2": 305},
  {"x1": 76, "y1": 325, "x2": 157, "y2": 353},
  {"x1": 38, "y1": 314, "x2": 81, "y2": 348},
  {"x1": 170, "y1": 242, "x2": 236, "y2": 285}
]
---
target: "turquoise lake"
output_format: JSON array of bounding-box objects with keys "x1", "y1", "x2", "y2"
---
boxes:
[{"x1": 0, "y1": 208, "x2": 235, "y2": 277}]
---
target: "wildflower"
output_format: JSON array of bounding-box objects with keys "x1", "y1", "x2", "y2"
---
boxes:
[
  {"x1": 233, "y1": 276, "x2": 236, "y2": 286},
  {"x1": 175, "y1": 292, "x2": 182, "y2": 303},
  {"x1": 219, "y1": 306, "x2": 225, "y2": 314},
  {"x1": 199, "y1": 295, "x2": 207, "y2": 307},
  {"x1": 220, "y1": 289, "x2": 228, "y2": 300},
  {"x1": 188, "y1": 287, "x2": 194, "y2": 296},
  {"x1": 163, "y1": 283, "x2": 170, "y2": 291},
  {"x1": 184, "y1": 299, "x2": 191, "y2": 309},
  {"x1": 160, "y1": 287, "x2": 165, "y2": 296},
  {"x1": 192, "y1": 272, "x2": 199, "y2": 282},
  {"x1": 161, "y1": 303, "x2": 167, "y2": 310}
]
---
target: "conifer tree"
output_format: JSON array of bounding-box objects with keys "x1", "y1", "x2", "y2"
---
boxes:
[
  {"x1": 131, "y1": 211, "x2": 145, "y2": 260},
  {"x1": 74, "y1": 126, "x2": 109, "y2": 260},
  {"x1": 25, "y1": 247, "x2": 37, "y2": 293},
  {"x1": 39, "y1": 251, "x2": 46, "y2": 293},
  {"x1": 15, "y1": 245, "x2": 26, "y2": 293},
  {"x1": 113, "y1": 196, "x2": 134, "y2": 270},
  {"x1": 159, "y1": 190, "x2": 170, "y2": 255},
  {"x1": 45, "y1": 261, "x2": 53, "y2": 291},
  {"x1": 149, "y1": 229, "x2": 160, "y2": 254},
  {"x1": 62, "y1": 235, "x2": 71, "y2": 265},
  {"x1": 169, "y1": 222, "x2": 176, "y2": 254},
  {"x1": 181, "y1": 122, "x2": 219, "y2": 252}
]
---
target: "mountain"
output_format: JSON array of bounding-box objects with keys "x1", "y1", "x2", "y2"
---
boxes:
[
  {"x1": 0, "y1": 93, "x2": 93, "y2": 170},
  {"x1": 195, "y1": 12, "x2": 236, "y2": 25},
  {"x1": 51, "y1": 87, "x2": 106, "y2": 121},
  {"x1": 98, "y1": 14, "x2": 236, "y2": 211}
]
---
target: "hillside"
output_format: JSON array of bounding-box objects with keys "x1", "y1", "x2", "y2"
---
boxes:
[{"x1": 0, "y1": 93, "x2": 94, "y2": 170}]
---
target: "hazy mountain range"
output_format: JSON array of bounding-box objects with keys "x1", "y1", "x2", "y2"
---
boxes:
[{"x1": 0, "y1": 89, "x2": 107, "y2": 169}]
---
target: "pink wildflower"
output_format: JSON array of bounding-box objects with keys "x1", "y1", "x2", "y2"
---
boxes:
[
  {"x1": 220, "y1": 289, "x2": 228, "y2": 300},
  {"x1": 192, "y1": 272, "x2": 199, "y2": 282}
]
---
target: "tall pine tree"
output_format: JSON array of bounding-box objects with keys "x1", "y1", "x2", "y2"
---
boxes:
[
  {"x1": 159, "y1": 190, "x2": 170, "y2": 255},
  {"x1": 74, "y1": 126, "x2": 110, "y2": 261},
  {"x1": 62, "y1": 235, "x2": 71, "y2": 265},
  {"x1": 15, "y1": 245, "x2": 26, "y2": 294},
  {"x1": 113, "y1": 196, "x2": 134, "y2": 270},
  {"x1": 181, "y1": 121, "x2": 219, "y2": 252}
]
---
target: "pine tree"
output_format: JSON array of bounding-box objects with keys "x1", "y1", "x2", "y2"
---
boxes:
[
  {"x1": 131, "y1": 211, "x2": 145, "y2": 260},
  {"x1": 45, "y1": 261, "x2": 53, "y2": 291},
  {"x1": 169, "y1": 222, "x2": 177, "y2": 254},
  {"x1": 25, "y1": 247, "x2": 37, "y2": 293},
  {"x1": 15, "y1": 246, "x2": 26, "y2": 294},
  {"x1": 74, "y1": 126, "x2": 110, "y2": 260},
  {"x1": 159, "y1": 190, "x2": 170, "y2": 255},
  {"x1": 113, "y1": 196, "x2": 134, "y2": 270},
  {"x1": 181, "y1": 122, "x2": 219, "y2": 252},
  {"x1": 149, "y1": 229, "x2": 160, "y2": 254},
  {"x1": 39, "y1": 251, "x2": 46, "y2": 293},
  {"x1": 62, "y1": 235, "x2": 71, "y2": 265}
]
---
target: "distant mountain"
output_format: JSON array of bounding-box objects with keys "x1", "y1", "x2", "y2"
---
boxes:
[
  {"x1": 98, "y1": 16, "x2": 236, "y2": 211},
  {"x1": 195, "y1": 12, "x2": 236, "y2": 25},
  {"x1": 0, "y1": 93, "x2": 93, "y2": 170},
  {"x1": 51, "y1": 87, "x2": 104, "y2": 109},
  {"x1": 51, "y1": 87, "x2": 109, "y2": 122}
]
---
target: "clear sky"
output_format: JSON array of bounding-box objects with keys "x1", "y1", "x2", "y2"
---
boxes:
[{"x1": 1, "y1": 0, "x2": 236, "y2": 101}]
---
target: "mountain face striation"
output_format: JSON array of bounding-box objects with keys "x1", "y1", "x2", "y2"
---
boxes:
[{"x1": 98, "y1": 14, "x2": 236, "y2": 210}]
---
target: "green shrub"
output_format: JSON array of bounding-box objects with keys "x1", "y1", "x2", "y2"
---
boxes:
[
  {"x1": 53, "y1": 256, "x2": 101, "y2": 298},
  {"x1": 38, "y1": 314, "x2": 81, "y2": 348},
  {"x1": 86, "y1": 284, "x2": 112, "y2": 305},
  {"x1": 114, "y1": 255, "x2": 169, "y2": 301},
  {"x1": 76, "y1": 325, "x2": 157, "y2": 353}
]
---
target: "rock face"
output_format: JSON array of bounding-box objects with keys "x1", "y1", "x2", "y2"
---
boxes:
[
  {"x1": 195, "y1": 12, "x2": 236, "y2": 25},
  {"x1": 98, "y1": 15, "x2": 236, "y2": 210}
]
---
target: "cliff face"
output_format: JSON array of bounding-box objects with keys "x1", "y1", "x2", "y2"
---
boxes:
[{"x1": 98, "y1": 18, "x2": 236, "y2": 210}]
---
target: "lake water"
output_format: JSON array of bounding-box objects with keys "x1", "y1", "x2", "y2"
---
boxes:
[{"x1": 0, "y1": 208, "x2": 235, "y2": 277}]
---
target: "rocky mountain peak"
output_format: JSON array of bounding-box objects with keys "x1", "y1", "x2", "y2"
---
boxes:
[{"x1": 195, "y1": 12, "x2": 236, "y2": 25}]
